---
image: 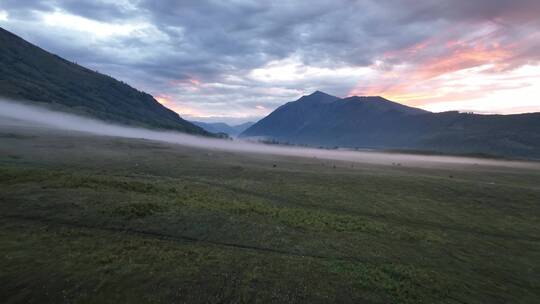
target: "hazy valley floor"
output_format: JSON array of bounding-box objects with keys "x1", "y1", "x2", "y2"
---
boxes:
[{"x1": 1, "y1": 124, "x2": 540, "y2": 303}]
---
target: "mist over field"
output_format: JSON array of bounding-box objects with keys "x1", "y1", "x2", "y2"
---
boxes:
[
  {"x1": 2, "y1": 1, "x2": 540, "y2": 302},
  {"x1": 1, "y1": 98, "x2": 538, "y2": 170}
]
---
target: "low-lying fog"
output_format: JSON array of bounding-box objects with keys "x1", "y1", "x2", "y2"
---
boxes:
[{"x1": 1, "y1": 98, "x2": 538, "y2": 169}]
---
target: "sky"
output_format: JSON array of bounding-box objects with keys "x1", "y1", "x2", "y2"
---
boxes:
[{"x1": 1, "y1": 0, "x2": 539, "y2": 123}]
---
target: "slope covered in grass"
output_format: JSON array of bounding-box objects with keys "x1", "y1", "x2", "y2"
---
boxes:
[{"x1": 1, "y1": 125, "x2": 540, "y2": 303}]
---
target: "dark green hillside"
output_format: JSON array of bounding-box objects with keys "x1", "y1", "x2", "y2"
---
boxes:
[{"x1": 0, "y1": 27, "x2": 209, "y2": 135}]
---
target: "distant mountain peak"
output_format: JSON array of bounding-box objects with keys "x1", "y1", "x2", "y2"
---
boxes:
[
  {"x1": 190, "y1": 120, "x2": 255, "y2": 136},
  {"x1": 298, "y1": 91, "x2": 339, "y2": 104},
  {"x1": 309, "y1": 90, "x2": 332, "y2": 97},
  {"x1": 240, "y1": 89, "x2": 540, "y2": 158}
]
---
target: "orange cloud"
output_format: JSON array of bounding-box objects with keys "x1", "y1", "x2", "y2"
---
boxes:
[
  {"x1": 155, "y1": 94, "x2": 173, "y2": 106},
  {"x1": 349, "y1": 26, "x2": 527, "y2": 107},
  {"x1": 415, "y1": 41, "x2": 512, "y2": 80},
  {"x1": 154, "y1": 94, "x2": 202, "y2": 116}
]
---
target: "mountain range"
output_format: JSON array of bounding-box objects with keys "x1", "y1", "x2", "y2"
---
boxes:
[
  {"x1": 190, "y1": 121, "x2": 255, "y2": 137},
  {"x1": 2, "y1": 26, "x2": 539, "y2": 159},
  {"x1": 241, "y1": 91, "x2": 540, "y2": 159},
  {"x1": 0, "y1": 27, "x2": 209, "y2": 135}
]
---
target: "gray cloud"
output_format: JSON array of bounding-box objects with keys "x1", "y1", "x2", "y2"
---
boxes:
[{"x1": 1, "y1": 0, "x2": 539, "y2": 122}]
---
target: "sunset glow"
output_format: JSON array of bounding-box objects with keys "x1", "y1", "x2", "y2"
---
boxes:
[
  {"x1": 1, "y1": 1, "x2": 539, "y2": 121},
  {"x1": 2, "y1": 2, "x2": 540, "y2": 302},
  {"x1": 155, "y1": 95, "x2": 202, "y2": 117},
  {"x1": 349, "y1": 22, "x2": 540, "y2": 113}
]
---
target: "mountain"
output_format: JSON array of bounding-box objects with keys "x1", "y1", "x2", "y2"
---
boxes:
[
  {"x1": 233, "y1": 121, "x2": 256, "y2": 133},
  {"x1": 0, "y1": 27, "x2": 209, "y2": 135},
  {"x1": 240, "y1": 91, "x2": 540, "y2": 159},
  {"x1": 191, "y1": 120, "x2": 255, "y2": 136}
]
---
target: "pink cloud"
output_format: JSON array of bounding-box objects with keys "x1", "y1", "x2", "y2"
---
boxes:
[{"x1": 349, "y1": 21, "x2": 540, "y2": 110}]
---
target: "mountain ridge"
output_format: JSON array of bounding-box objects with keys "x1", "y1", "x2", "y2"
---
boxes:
[
  {"x1": 240, "y1": 91, "x2": 540, "y2": 159},
  {"x1": 190, "y1": 120, "x2": 255, "y2": 136},
  {"x1": 0, "y1": 27, "x2": 210, "y2": 135}
]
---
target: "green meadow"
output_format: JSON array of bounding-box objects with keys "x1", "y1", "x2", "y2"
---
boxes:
[{"x1": 1, "y1": 126, "x2": 539, "y2": 303}]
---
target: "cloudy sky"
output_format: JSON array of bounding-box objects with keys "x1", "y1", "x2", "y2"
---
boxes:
[{"x1": 1, "y1": 0, "x2": 539, "y2": 123}]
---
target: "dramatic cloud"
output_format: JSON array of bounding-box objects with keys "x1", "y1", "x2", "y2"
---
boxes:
[{"x1": 1, "y1": 0, "x2": 539, "y2": 121}]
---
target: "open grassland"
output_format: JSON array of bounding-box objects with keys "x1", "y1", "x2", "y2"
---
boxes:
[{"x1": 1, "y1": 126, "x2": 540, "y2": 303}]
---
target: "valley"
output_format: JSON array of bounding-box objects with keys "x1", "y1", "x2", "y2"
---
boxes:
[{"x1": 1, "y1": 123, "x2": 539, "y2": 303}]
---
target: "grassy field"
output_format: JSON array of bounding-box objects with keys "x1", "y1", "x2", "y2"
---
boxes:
[{"x1": 1, "y1": 125, "x2": 539, "y2": 303}]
